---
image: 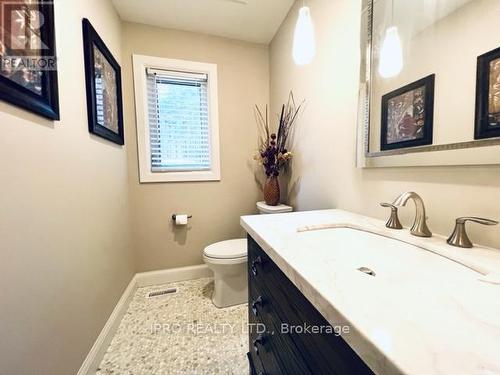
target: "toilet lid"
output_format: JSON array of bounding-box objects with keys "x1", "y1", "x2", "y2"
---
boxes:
[{"x1": 203, "y1": 239, "x2": 247, "y2": 259}]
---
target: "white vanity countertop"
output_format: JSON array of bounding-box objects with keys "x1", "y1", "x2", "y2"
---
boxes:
[{"x1": 240, "y1": 209, "x2": 500, "y2": 375}]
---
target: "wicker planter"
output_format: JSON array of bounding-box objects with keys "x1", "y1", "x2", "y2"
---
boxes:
[{"x1": 263, "y1": 175, "x2": 280, "y2": 206}]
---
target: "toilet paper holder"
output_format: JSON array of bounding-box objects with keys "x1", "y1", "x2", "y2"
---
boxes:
[{"x1": 171, "y1": 214, "x2": 193, "y2": 221}]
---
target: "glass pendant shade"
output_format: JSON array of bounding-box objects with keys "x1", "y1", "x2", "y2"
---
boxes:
[
  {"x1": 378, "y1": 26, "x2": 403, "y2": 78},
  {"x1": 292, "y1": 6, "x2": 316, "y2": 66}
]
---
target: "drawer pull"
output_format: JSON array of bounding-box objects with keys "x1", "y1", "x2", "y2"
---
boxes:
[
  {"x1": 252, "y1": 334, "x2": 264, "y2": 355},
  {"x1": 251, "y1": 296, "x2": 263, "y2": 316},
  {"x1": 251, "y1": 256, "x2": 262, "y2": 276}
]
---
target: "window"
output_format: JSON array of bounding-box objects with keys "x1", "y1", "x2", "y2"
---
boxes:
[{"x1": 133, "y1": 55, "x2": 220, "y2": 182}]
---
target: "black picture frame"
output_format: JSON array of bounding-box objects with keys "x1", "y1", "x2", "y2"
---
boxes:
[
  {"x1": 475, "y1": 46, "x2": 500, "y2": 140},
  {"x1": 82, "y1": 18, "x2": 124, "y2": 145},
  {"x1": 0, "y1": 1, "x2": 59, "y2": 120},
  {"x1": 381, "y1": 74, "x2": 435, "y2": 151}
]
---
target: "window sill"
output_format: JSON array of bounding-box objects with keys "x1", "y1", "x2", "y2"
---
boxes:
[{"x1": 139, "y1": 169, "x2": 221, "y2": 183}]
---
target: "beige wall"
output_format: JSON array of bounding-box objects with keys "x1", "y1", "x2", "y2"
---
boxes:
[
  {"x1": 0, "y1": 1, "x2": 135, "y2": 374},
  {"x1": 122, "y1": 23, "x2": 268, "y2": 272},
  {"x1": 270, "y1": 0, "x2": 500, "y2": 248}
]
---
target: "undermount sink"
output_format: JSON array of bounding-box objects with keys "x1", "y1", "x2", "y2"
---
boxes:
[{"x1": 295, "y1": 226, "x2": 481, "y2": 284}]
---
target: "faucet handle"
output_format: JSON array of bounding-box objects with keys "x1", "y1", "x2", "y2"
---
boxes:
[
  {"x1": 455, "y1": 217, "x2": 498, "y2": 226},
  {"x1": 380, "y1": 203, "x2": 403, "y2": 230},
  {"x1": 447, "y1": 217, "x2": 498, "y2": 248}
]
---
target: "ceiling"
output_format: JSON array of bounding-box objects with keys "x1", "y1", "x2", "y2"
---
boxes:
[{"x1": 111, "y1": 0, "x2": 295, "y2": 44}]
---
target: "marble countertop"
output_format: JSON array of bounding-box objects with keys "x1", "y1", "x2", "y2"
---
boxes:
[{"x1": 240, "y1": 209, "x2": 500, "y2": 375}]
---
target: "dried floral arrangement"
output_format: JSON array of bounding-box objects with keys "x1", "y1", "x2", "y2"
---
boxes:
[{"x1": 254, "y1": 92, "x2": 303, "y2": 177}]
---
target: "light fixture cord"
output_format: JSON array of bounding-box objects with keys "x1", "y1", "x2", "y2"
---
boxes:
[{"x1": 391, "y1": 0, "x2": 394, "y2": 25}]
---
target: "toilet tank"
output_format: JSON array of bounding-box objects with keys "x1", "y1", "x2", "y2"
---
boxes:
[{"x1": 256, "y1": 201, "x2": 293, "y2": 214}]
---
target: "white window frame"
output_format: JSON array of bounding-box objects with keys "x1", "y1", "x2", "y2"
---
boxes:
[{"x1": 132, "y1": 54, "x2": 221, "y2": 183}]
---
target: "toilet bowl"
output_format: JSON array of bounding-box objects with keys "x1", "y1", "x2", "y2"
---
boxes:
[
  {"x1": 203, "y1": 202, "x2": 293, "y2": 308},
  {"x1": 203, "y1": 239, "x2": 247, "y2": 308}
]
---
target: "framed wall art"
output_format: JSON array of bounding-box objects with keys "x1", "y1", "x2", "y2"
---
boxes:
[
  {"x1": 82, "y1": 18, "x2": 124, "y2": 145},
  {"x1": 0, "y1": 1, "x2": 59, "y2": 119},
  {"x1": 475, "y1": 46, "x2": 500, "y2": 140},
  {"x1": 380, "y1": 75, "x2": 435, "y2": 151}
]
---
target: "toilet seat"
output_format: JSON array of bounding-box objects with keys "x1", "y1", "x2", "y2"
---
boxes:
[
  {"x1": 203, "y1": 238, "x2": 247, "y2": 260},
  {"x1": 203, "y1": 254, "x2": 246, "y2": 265}
]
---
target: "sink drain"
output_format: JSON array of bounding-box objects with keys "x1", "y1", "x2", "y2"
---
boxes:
[{"x1": 357, "y1": 267, "x2": 376, "y2": 276}]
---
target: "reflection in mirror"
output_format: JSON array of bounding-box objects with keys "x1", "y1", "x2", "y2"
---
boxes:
[{"x1": 359, "y1": 0, "x2": 500, "y2": 161}]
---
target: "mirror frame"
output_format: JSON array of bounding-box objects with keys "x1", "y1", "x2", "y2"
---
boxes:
[{"x1": 356, "y1": 0, "x2": 500, "y2": 168}]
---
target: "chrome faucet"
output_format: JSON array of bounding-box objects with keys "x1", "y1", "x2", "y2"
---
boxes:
[{"x1": 392, "y1": 192, "x2": 432, "y2": 237}]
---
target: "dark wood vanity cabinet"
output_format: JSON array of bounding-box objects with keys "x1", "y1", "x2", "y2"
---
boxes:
[{"x1": 246, "y1": 236, "x2": 374, "y2": 375}]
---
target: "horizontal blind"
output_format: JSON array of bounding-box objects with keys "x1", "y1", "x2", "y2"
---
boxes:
[{"x1": 147, "y1": 68, "x2": 211, "y2": 172}]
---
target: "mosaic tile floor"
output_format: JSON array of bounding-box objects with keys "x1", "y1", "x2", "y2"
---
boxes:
[{"x1": 96, "y1": 278, "x2": 248, "y2": 375}]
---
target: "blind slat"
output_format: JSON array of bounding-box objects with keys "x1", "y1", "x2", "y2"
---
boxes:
[{"x1": 146, "y1": 69, "x2": 211, "y2": 172}]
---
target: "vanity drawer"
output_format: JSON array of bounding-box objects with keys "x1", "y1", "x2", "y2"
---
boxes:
[
  {"x1": 264, "y1": 273, "x2": 373, "y2": 374},
  {"x1": 247, "y1": 351, "x2": 263, "y2": 375},
  {"x1": 249, "y1": 282, "x2": 313, "y2": 375},
  {"x1": 248, "y1": 310, "x2": 282, "y2": 375},
  {"x1": 247, "y1": 235, "x2": 374, "y2": 375},
  {"x1": 247, "y1": 237, "x2": 281, "y2": 290}
]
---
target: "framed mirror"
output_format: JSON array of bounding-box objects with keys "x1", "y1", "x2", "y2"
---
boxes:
[{"x1": 357, "y1": 0, "x2": 500, "y2": 167}]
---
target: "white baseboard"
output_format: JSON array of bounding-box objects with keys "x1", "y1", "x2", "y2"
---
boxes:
[
  {"x1": 77, "y1": 264, "x2": 211, "y2": 375},
  {"x1": 76, "y1": 276, "x2": 137, "y2": 375},
  {"x1": 135, "y1": 264, "x2": 212, "y2": 287}
]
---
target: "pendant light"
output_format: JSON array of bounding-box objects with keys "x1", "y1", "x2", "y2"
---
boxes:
[
  {"x1": 292, "y1": 1, "x2": 316, "y2": 66},
  {"x1": 378, "y1": 0, "x2": 403, "y2": 78}
]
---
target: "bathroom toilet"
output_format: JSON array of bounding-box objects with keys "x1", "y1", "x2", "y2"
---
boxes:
[{"x1": 203, "y1": 202, "x2": 293, "y2": 308}]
